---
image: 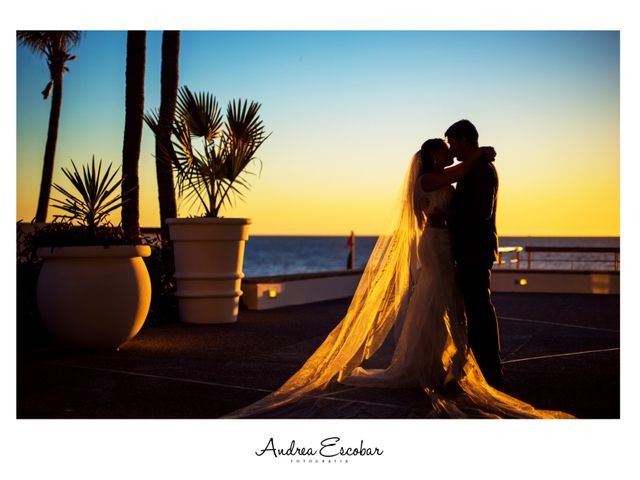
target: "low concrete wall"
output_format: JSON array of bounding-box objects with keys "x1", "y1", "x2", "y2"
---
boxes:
[
  {"x1": 241, "y1": 268, "x2": 619, "y2": 310},
  {"x1": 241, "y1": 270, "x2": 363, "y2": 310},
  {"x1": 491, "y1": 269, "x2": 619, "y2": 295}
]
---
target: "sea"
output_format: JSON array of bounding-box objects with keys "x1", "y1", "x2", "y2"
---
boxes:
[{"x1": 242, "y1": 235, "x2": 620, "y2": 278}]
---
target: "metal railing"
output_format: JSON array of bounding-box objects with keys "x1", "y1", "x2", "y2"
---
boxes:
[
  {"x1": 495, "y1": 246, "x2": 620, "y2": 272},
  {"x1": 137, "y1": 228, "x2": 620, "y2": 273},
  {"x1": 496, "y1": 246, "x2": 524, "y2": 269}
]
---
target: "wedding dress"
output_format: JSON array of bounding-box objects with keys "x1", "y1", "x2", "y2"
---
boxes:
[
  {"x1": 340, "y1": 185, "x2": 468, "y2": 391},
  {"x1": 225, "y1": 153, "x2": 572, "y2": 419}
]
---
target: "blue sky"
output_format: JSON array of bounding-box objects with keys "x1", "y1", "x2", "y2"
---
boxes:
[
  {"x1": 6, "y1": 0, "x2": 639, "y2": 475},
  {"x1": 17, "y1": 30, "x2": 620, "y2": 235}
]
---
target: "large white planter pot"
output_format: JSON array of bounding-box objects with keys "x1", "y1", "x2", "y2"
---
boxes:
[
  {"x1": 166, "y1": 217, "x2": 251, "y2": 324},
  {"x1": 36, "y1": 245, "x2": 152, "y2": 349}
]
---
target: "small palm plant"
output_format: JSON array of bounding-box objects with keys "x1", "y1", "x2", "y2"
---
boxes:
[
  {"x1": 145, "y1": 86, "x2": 269, "y2": 217},
  {"x1": 31, "y1": 156, "x2": 132, "y2": 248},
  {"x1": 51, "y1": 156, "x2": 126, "y2": 228}
]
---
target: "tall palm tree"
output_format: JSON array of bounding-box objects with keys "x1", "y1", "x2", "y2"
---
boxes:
[
  {"x1": 155, "y1": 31, "x2": 180, "y2": 241},
  {"x1": 121, "y1": 31, "x2": 146, "y2": 237},
  {"x1": 17, "y1": 31, "x2": 82, "y2": 223}
]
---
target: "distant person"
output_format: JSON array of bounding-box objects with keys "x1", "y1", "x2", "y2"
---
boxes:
[
  {"x1": 224, "y1": 124, "x2": 571, "y2": 419},
  {"x1": 346, "y1": 230, "x2": 355, "y2": 270},
  {"x1": 446, "y1": 119, "x2": 503, "y2": 386}
]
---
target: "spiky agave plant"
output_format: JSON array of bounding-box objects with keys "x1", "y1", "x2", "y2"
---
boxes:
[
  {"x1": 28, "y1": 157, "x2": 133, "y2": 248},
  {"x1": 51, "y1": 156, "x2": 126, "y2": 229},
  {"x1": 145, "y1": 86, "x2": 269, "y2": 217}
]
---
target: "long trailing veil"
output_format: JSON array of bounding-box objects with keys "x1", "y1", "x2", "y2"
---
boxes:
[{"x1": 225, "y1": 152, "x2": 572, "y2": 419}]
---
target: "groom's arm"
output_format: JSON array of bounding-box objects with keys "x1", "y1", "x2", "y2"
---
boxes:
[{"x1": 459, "y1": 163, "x2": 497, "y2": 222}]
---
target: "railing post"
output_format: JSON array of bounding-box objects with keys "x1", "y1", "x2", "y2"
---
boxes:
[
  {"x1": 347, "y1": 230, "x2": 355, "y2": 270},
  {"x1": 527, "y1": 250, "x2": 532, "y2": 269}
]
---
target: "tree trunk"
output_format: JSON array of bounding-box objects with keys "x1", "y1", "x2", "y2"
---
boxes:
[
  {"x1": 121, "y1": 31, "x2": 146, "y2": 237},
  {"x1": 155, "y1": 30, "x2": 180, "y2": 241},
  {"x1": 35, "y1": 75, "x2": 62, "y2": 223}
]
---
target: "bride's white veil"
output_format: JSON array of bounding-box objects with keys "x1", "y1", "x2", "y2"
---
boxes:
[{"x1": 224, "y1": 152, "x2": 424, "y2": 418}]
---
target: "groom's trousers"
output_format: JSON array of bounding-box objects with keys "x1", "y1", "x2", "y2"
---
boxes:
[{"x1": 457, "y1": 263, "x2": 503, "y2": 382}]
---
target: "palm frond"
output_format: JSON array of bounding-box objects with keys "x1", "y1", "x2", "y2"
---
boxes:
[
  {"x1": 17, "y1": 31, "x2": 49, "y2": 54},
  {"x1": 17, "y1": 31, "x2": 82, "y2": 55},
  {"x1": 226, "y1": 99, "x2": 265, "y2": 142},
  {"x1": 143, "y1": 109, "x2": 161, "y2": 135},
  {"x1": 176, "y1": 86, "x2": 223, "y2": 141}
]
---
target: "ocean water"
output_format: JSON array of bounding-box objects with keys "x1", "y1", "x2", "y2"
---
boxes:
[
  {"x1": 242, "y1": 235, "x2": 620, "y2": 278},
  {"x1": 243, "y1": 236, "x2": 378, "y2": 277}
]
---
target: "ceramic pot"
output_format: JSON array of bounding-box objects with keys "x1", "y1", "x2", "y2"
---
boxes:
[
  {"x1": 166, "y1": 218, "x2": 251, "y2": 324},
  {"x1": 36, "y1": 245, "x2": 152, "y2": 349}
]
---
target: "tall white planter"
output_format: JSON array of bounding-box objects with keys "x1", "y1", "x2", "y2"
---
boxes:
[
  {"x1": 36, "y1": 245, "x2": 152, "y2": 349},
  {"x1": 166, "y1": 218, "x2": 251, "y2": 324}
]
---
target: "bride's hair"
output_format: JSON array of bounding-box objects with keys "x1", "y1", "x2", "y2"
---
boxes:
[{"x1": 420, "y1": 138, "x2": 447, "y2": 174}]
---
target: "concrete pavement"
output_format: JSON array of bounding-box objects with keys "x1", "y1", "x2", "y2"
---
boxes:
[{"x1": 17, "y1": 292, "x2": 620, "y2": 419}]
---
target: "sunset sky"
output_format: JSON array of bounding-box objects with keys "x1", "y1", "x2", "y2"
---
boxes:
[
  {"x1": 16, "y1": 30, "x2": 620, "y2": 236},
  {"x1": 6, "y1": 0, "x2": 639, "y2": 476}
]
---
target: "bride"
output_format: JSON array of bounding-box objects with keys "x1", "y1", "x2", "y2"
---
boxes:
[{"x1": 225, "y1": 139, "x2": 572, "y2": 419}]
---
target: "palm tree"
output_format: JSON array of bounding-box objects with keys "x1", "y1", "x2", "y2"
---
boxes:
[
  {"x1": 121, "y1": 31, "x2": 146, "y2": 237},
  {"x1": 155, "y1": 31, "x2": 180, "y2": 241},
  {"x1": 17, "y1": 31, "x2": 82, "y2": 223}
]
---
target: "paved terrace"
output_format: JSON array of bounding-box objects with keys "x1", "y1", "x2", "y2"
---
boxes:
[{"x1": 17, "y1": 292, "x2": 620, "y2": 419}]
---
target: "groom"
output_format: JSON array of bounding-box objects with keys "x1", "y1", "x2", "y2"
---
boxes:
[{"x1": 446, "y1": 119, "x2": 503, "y2": 386}]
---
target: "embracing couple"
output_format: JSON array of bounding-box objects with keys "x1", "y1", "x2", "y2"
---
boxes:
[
  {"x1": 226, "y1": 120, "x2": 571, "y2": 418},
  {"x1": 423, "y1": 119, "x2": 504, "y2": 388}
]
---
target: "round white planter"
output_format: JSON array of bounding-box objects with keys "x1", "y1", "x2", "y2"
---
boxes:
[
  {"x1": 36, "y1": 245, "x2": 152, "y2": 349},
  {"x1": 166, "y1": 217, "x2": 251, "y2": 324}
]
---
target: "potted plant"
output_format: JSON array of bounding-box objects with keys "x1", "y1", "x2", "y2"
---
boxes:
[
  {"x1": 145, "y1": 86, "x2": 269, "y2": 324},
  {"x1": 33, "y1": 157, "x2": 152, "y2": 349}
]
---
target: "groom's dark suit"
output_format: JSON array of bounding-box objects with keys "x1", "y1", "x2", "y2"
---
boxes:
[{"x1": 450, "y1": 155, "x2": 503, "y2": 383}]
